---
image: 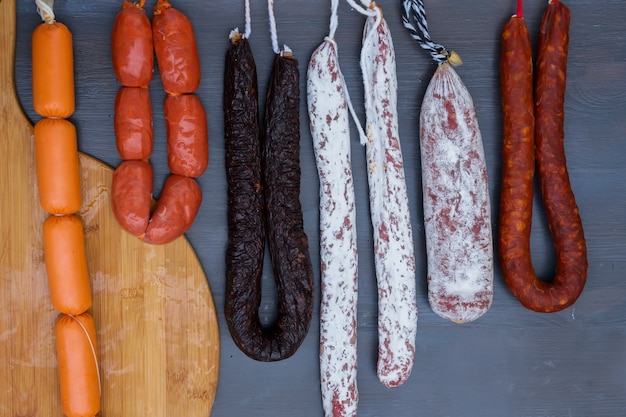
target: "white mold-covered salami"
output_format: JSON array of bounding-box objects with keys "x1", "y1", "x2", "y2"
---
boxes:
[
  {"x1": 361, "y1": 7, "x2": 417, "y2": 388},
  {"x1": 420, "y1": 62, "x2": 494, "y2": 323},
  {"x1": 307, "y1": 37, "x2": 359, "y2": 417}
]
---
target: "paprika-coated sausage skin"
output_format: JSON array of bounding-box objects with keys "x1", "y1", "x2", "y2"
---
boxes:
[
  {"x1": 164, "y1": 93, "x2": 208, "y2": 177},
  {"x1": 111, "y1": 1, "x2": 154, "y2": 87},
  {"x1": 34, "y1": 118, "x2": 82, "y2": 215},
  {"x1": 143, "y1": 174, "x2": 202, "y2": 245},
  {"x1": 152, "y1": 0, "x2": 201, "y2": 95},
  {"x1": 114, "y1": 86, "x2": 153, "y2": 161},
  {"x1": 111, "y1": 160, "x2": 153, "y2": 238},
  {"x1": 32, "y1": 21, "x2": 75, "y2": 118},
  {"x1": 498, "y1": 2, "x2": 587, "y2": 312}
]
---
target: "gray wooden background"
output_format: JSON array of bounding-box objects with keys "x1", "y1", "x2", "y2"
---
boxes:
[{"x1": 13, "y1": 0, "x2": 626, "y2": 416}]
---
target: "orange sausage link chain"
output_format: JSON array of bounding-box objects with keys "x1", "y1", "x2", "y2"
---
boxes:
[{"x1": 32, "y1": 6, "x2": 101, "y2": 415}]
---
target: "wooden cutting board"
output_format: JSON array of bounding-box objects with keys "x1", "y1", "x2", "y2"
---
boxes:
[{"x1": 0, "y1": 0, "x2": 220, "y2": 416}]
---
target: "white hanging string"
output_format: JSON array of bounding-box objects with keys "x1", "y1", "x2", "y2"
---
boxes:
[
  {"x1": 268, "y1": 0, "x2": 280, "y2": 54},
  {"x1": 324, "y1": 0, "x2": 368, "y2": 145},
  {"x1": 244, "y1": 0, "x2": 252, "y2": 39},
  {"x1": 229, "y1": 0, "x2": 252, "y2": 42},
  {"x1": 35, "y1": 0, "x2": 55, "y2": 24},
  {"x1": 348, "y1": 0, "x2": 382, "y2": 145},
  {"x1": 345, "y1": 0, "x2": 377, "y2": 17},
  {"x1": 328, "y1": 0, "x2": 339, "y2": 39}
]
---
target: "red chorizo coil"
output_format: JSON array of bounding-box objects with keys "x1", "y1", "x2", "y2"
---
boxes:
[{"x1": 498, "y1": 1, "x2": 587, "y2": 312}]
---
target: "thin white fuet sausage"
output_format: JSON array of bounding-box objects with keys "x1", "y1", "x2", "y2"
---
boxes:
[
  {"x1": 360, "y1": 5, "x2": 417, "y2": 388},
  {"x1": 308, "y1": 37, "x2": 359, "y2": 416},
  {"x1": 420, "y1": 62, "x2": 494, "y2": 323}
]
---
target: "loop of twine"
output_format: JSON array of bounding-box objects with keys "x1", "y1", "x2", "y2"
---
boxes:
[
  {"x1": 35, "y1": 0, "x2": 55, "y2": 24},
  {"x1": 346, "y1": 0, "x2": 377, "y2": 17},
  {"x1": 401, "y1": 0, "x2": 450, "y2": 64}
]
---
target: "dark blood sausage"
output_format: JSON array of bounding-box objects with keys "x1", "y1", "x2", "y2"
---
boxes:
[
  {"x1": 164, "y1": 93, "x2": 209, "y2": 177},
  {"x1": 262, "y1": 53, "x2": 314, "y2": 360},
  {"x1": 111, "y1": 160, "x2": 153, "y2": 238},
  {"x1": 224, "y1": 43, "x2": 314, "y2": 362},
  {"x1": 111, "y1": 1, "x2": 154, "y2": 87},
  {"x1": 152, "y1": 0, "x2": 201, "y2": 95},
  {"x1": 143, "y1": 174, "x2": 202, "y2": 245},
  {"x1": 114, "y1": 86, "x2": 153, "y2": 161},
  {"x1": 499, "y1": 1, "x2": 587, "y2": 312},
  {"x1": 223, "y1": 34, "x2": 266, "y2": 358}
]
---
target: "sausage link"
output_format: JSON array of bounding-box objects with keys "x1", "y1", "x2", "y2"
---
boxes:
[
  {"x1": 32, "y1": 21, "x2": 74, "y2": 118},
  {"x1": 223, "y1": 36, "x2": 267, "y2": 358},
  {"x1": 114, "y1": 86, "x2": 153, "y2": 161},
  {"x1": 111, "y1": 1, "x2": 154, "y2": 87},
  {"x1": 225, "y1": 50, "x2": 313, "y2": 362},
  {"x1": 152, "y1": 0, "x2": 201, "y2": 95},
  {"x1": 43, "y1": 215, "x2": 92, "y2": 315},
  {"x1": 262, "y1": 53, "x2": 314, "y2": 361},
  {"x1": 361, "y1": 8, "x2": 417, "y2": 388},
  {"x1": 34, "y1": 118, "x2": 82, "y2": 215},
  {"x1": 164, "y1": 93, "x2": 209, "y2": 177},
  {"x1": 308, "y1": 38, "x2": 359, "y2": 416},
  {"x1": 55, "y1": 313, "x2": 100, "y2": 417},
  {"x1": 111, "y1": 160, "x2": 153, "y2": 238},
  {"x1": 143, "y1": 174, "x2": 202, "y2": 245},
  {"x1": 499, "y1": 1, "x2": 587, "y2": 312},
  {"x1": 421, "y1": 60, "x2": 494, "y2": 324}
]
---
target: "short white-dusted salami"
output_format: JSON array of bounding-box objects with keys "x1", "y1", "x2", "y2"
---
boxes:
[{"x1": 420, "y1": 62, "x2": 494, "y2": 323}]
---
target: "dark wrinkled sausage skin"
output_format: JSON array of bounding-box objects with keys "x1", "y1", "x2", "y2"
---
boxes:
[
  {"x1": 499, "y1": 3, "x2": 587, "y2": 313},
  {"x1": 114, "y1": 86, "x2": 153, "y2": 161},
  {"x1": 224, "y1": 47, "x2": 313, "y2": 362},
  {"x1": 143, "y1": 174, "x2": 202, "y2": 245},
  {"x1": 262, "y1": 54, "x2": 314, "y2": 360},
  {"x1": 111, "y1": 2, "x2": 154, "y2": 87},
  {"x1": 164, "y1": 93, "x2": 208, "y2": 177},
  {"x1": 223, "y1": 37, "x2": 266, "y2": 359}
]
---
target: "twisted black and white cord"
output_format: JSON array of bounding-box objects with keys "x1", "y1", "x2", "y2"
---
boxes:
[{"x1": 401, "y1": 0, "x2": 449, "y2": 64}]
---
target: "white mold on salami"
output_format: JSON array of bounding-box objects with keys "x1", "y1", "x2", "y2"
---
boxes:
[
  {"x1": 361, "y1": 9, "x2": 417, "y2": 388},
  {"x1": 420, "y1": 62, "x2": 494, "y2": 324},
  {"x1": 307, "y1": 38, "x2": 359, "y2": 417}
]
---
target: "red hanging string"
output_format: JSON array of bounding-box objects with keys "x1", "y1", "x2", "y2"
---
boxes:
[{"x1": 516, "y1": 0, "x2": 524, "y2": 18}]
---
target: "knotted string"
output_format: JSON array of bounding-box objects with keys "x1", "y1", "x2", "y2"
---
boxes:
[
  {"x1": 347, "y1": 0, "x2": 383, "y2": 145},
  {"x1": 229, "y1": 0, "x2": 252, "y2": 41},
  {"x1": 321, "y1": 0, "x2": 368, "y2": 145},
  {"x1": 401, "y1": 0, "x2": 452, "y2": 64},
  {"x1": 268, "y1": 0, "x2": 290, "y2": 55},
  {"x1": 35, "y1": 0, "x2": 55, "y2": 23}
]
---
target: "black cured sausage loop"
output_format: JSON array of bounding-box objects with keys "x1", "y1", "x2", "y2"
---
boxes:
[
  {"x1": 224, "y1": 39, "x2": 313, "y2": 362},
  {"x1": 262, "y1": 52, "x2": 314, "y2": 360}
]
